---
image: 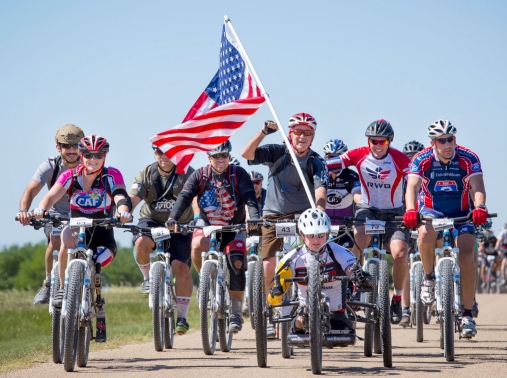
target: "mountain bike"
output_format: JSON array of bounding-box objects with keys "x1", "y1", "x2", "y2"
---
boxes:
[
  {"x1": 179, "y1": 223, "x2": 247, "y2": 355},
  {"x1": 119, "y1": 224, "x2": 176, "y2": 351},
  {"x1": 245, "y1": 235, "x2": 260, "y2": 329},
  {"x1": 61, "y1": 217, "x2": 122, "y2": 372},
  {"x1": 15, "y1": 213, "x2": 68, "y2": 364}
]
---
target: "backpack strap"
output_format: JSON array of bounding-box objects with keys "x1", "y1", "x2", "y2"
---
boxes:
[
  {"x1": 198, "y1": 165, "x2": 212, "y2": 196},
  {"x1": 149, "y1": 162, "x2": 178, "y2": 204},
  {"x1": 271, "y1": 148, "x2": 317, "y2": 187},
  {"x1": 49, "y1": 155, "x2": 62, "y2": 188}
]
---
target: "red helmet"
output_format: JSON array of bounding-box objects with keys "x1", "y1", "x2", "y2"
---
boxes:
[
  {"x1": 78, "y1": 135, "x2": 110, "y2": 153},
  {"x1": 288, "y1": 112, "x2": 317, "y2": 130}
]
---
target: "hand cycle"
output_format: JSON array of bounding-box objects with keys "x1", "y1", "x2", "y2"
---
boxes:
[
  {"x1": 246, "y1": 218, "x2": 300, "y2": 366},
  {"x1": 60, "y1": 217, "x2": 123, "y2": 372},
  {"x1": 408, "y1": 230, "x2": 432, "y2": 343},
  {"x1": 178, "y1": 223, "x2": 247, "y2": 355},
  {"x1": 119, "y1": 224, "x2": 176, "y2": 351},
  {"x1": 414, "y1": 212, "x2": 496, "y2": 361},
  {"x1": 15, "y1": 213, "x2": 69, "y2": 364}
]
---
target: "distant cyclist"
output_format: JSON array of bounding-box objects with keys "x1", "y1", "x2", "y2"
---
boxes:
[
  {"x1": 326, "y1": 120, "x2": 411, "y2": 325},
  {"x1": 478, "y1": 231, "x2": 498, "y2": 286},
  {"x1": 17, "y1": 124, "x2": 85, "y2": 305},
  {"x1": 403, "y1": 120, "x2": 488, "y2": 338},
  {"x1": 322, "y1": 139, "x2": 361, "y2": 249},
  {"x1": 400, "y1": 140, "x2": 425, "y2": 327},
  {"x1": 128, "y1": 144, "x2": 196, "y2": 334},
  {"x1": 229, "y1": 156, "x2": 241, "y2": 166},
  {"x1": 166, "y1": 141, "x2": 260, "y2": 333},
  {"x1": 248, "y1": 171, "x2": 266, "y2": 217},
  {"x1": 495, "y1": 222, "x2": 507, "y2": 285},
  {"x1": 33, "y1": 135, "x2": 132, "y2": 312}
]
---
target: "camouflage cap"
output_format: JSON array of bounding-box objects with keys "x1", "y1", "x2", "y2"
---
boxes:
[{"x1": 55, "y1": 124, "x2": 85, "y2": 144}]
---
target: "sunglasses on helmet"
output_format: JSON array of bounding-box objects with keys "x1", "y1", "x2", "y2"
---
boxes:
[
  {"x1": 369, "y1": 139, "x2": 390, "y2": 146},
  {"x1": 434, "y1": 136, "x2": 455, "y2": 145},
  {"x1": 83, "y1": 152, "x2": 105, "y2": 159},
  {"x1": 210, "y1": 152, "x2": 230, "y2": 159},
  {"x1": 292, "y1": 129, "x2": 314, "y2": 137},
  {"x1": 60, "y1": 143, "x2": 79, "y2": 149}
]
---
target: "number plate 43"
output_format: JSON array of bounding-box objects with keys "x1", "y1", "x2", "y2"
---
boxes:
[{"x1": 276, "y1": 222, "x2": 297, "y2": 237}]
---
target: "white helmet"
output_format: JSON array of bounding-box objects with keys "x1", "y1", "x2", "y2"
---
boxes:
[
  {"x1": 229, "y1": 156, "x2": 241, "y2": 166},
  {"x1": 323, "y1": 139, "x2": 348, "y2": 156},
  {"x1": 298, "y1": 208, "x2": 331, "y2": 235},
  {"x1": 427, "y1": 119, "x2": 457, "y2": 138}
]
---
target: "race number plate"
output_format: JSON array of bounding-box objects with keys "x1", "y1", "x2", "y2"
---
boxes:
[
  {"x1": 432, "y1": 218, "x2": 454, "y2": 231},
  {"x1": 410, "y1": 231, "x2": 419, "y2": 239},
  {"x1": 364, "y1": 219, "x2": 386, "y2": 235},
  {"x1": 248, "y1": 236, "x2": 260, "y2": 244},
  {"x1": 330, "y1": 225, "x2": 341, "y2": 237},
  {"x1": 203, "y1": 226, "x2": 222, "y2": 238},
  {"x1": 51, "y1": 224, "x2": 64, "y2": 236},
  {"x1": 151, "y1": 227, "x2": 171, "y2": 242},
  {"x1": 70, "y1": 217, "x2": 93, "y2": 227},
  {"x1": 276, "y1": 222, "x2": 297, "y2": 238}
]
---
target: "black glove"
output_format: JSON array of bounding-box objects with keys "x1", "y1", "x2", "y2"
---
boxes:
[
  {"x1": 351, "y1": 266, "x2": 372, "y2": 288},
  {"x1": 262, "y1": 120, "x2": 278, "y2": 135},
  {"x1": 165, "y1": 219, "x2": 177, "y2": 228}
]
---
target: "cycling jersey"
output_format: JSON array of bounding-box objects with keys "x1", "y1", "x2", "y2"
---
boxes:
[
  {"x1": 57, "y1": 165, "x2": 125, "y2": 218},
  {"x1": 482, "y1": 238, "x2": 497, "y2": 255},
  {"x1": 276, "y1": 243, "x2": 356, "y2": 311},
  {"x1": 497, "y1": 229, "x2": 507, "y2": 250},
  {"x1": 409, "y1": 145, "x2": 483, "y2": 217},
  {"x1": 327, "y1": 147, "x2": 410, "y2": 209},
  {"x1": 325, "y1": 168, "x2": 360, "y2": 225},
  {"x1": 170, "y1": 164, "x2": 259, "y2": 226}
]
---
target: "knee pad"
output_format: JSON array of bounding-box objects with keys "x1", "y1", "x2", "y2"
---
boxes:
[{"x1": 94, "y1": 246, "x2": 115, "y2": 268}]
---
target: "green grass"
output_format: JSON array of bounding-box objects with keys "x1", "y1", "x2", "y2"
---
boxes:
[{"x1": 0, "y1": 286, "x2": 199, "y2": 373}]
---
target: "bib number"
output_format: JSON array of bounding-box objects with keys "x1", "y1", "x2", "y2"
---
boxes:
[
  {"x1": 276, "y1": 222, "x2": 297, "y2": 238},
  {"x1": 364, "y1": 219, "x2": 386, "y2": 235},
  {"x1": 70, "y1": 217, "x2": 93, "y2": 227},
  {"x1": 151, "y1": 227, "x2": 171, "y2": 242},
  {"x1": 432, "y1": 218, "x2": 454, "y2": 231}
]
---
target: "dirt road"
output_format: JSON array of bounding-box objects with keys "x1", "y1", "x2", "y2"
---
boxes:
[{"x1": 3, "y1": 293, "x2": 506, "y2": 377}]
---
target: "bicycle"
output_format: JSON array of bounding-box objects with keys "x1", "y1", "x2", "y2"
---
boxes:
[
  {"x1": 244, "y1": 235, "x2": 260, "y2": 329},
  {"x1": 178, "y1": 223, "x2": 247, "y2": 355},
  {"x1": 414, "y1": 212, "x2": 496, "y2": 361},
  {"x1": 60, "y1": 217, "x2": 122, "y2": 372},
  {"x1": 119, "y1": 224, "x2": 177, "y2": 351},
  {"x1": 15, "y1": 213, "x2": 68, "y2": 364}
]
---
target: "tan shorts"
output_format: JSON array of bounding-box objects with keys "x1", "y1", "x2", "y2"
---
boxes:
[{"x1": 261, "y1": 213, "x2": 295, "y2": 260}]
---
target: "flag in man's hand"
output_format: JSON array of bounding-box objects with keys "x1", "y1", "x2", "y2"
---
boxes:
[{"x1": 151, "y1": 24, "x2": 265, "y2": 173}]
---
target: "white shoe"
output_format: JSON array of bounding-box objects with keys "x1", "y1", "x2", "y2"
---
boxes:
[
  {"x1": 266, "y1": 323, "x2": 276, "y2": 339},
  {"x1": 461, "y1": 316, "x2": 477, "y2": 338},
  {"x1": 421, "y1": 279, "x2": 435, "y2": 305}
]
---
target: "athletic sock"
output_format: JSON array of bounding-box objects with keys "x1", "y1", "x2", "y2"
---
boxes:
[
  {"x1": 176, "y1": 296, "x2": 191, "y2": 318},
  {"x1": 137, "y1": 262, "x2": 150, "y2": 280}
]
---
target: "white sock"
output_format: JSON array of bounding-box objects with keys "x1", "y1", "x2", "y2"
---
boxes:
[
  {"x1": 394, "y1": 288, "x2": 403, "y2": 297},
  {"x1": 137, "y1": 263, "x2": 150, "y2": 280},
  {"x1": 176, "y1": 296, "x2": 191, "y2": 318}
]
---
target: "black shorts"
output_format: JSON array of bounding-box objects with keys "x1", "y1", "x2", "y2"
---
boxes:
[
  {"x1": 133, "y1": 218, "x2": 192, "y2": 267},
  {"x1": 86, "y1": 226, "x2": 117, "y2": 255},
  {"x1": 335, "y1": 232, "x2": 354, "y2": 250}
]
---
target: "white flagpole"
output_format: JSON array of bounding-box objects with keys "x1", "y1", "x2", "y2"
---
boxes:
[{"x1": 224, "y1": 15, "x2": 317, "y2": 209}]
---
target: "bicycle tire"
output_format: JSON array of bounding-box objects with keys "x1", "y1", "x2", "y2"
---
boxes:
[
  {"x1": 364, "y1": 260, "x2": 378, "y2": 357},
  {"x1": 200, "y1": 262, "x2": 218, "y2": 355},
  {"x1": 486, "y1": 264, "x2": 492, "y2": 294},
  {"x1": 442, "y1": 259, "x2": 454, "y2": 361},
  {"x1": 308, "y1": 258, "x2": 322, "y2": 374},
  {"x1": 423, "y1": 304, "x2": 431, "y2": 325},
  {"x1": 379, "y1": 259, "x2": 392, "y2": 368},
  {"x1": 218, "y1": 272, "x2": 233, "y2": 352},
  {"x1": 164, "y1": 267, "x2": 175, "y2": 349},
  {"x1": 253, "y1": 260, "x2": 267, "y2": 367},
  {"x1": 152, "y1": 263, "x2": 165, "y2": 352},
  {"x1": 280, "y1": 284, "x2": 294, "y2": 359},
  {"x1": 76, "y1": 324, "x2": 91, "y2": 367},
  {"x1": 51, "y1": 273, "x2": 62, "y2": 364},
  {"x1": 247, "y1": 260, "x2": 256, "y2": 329},
  {"x1": 63, "y1": 263, "x2": 83, "y2": 372},
  {"x1": 415, "y1": 263, "x2": 424, "y2": 342}
]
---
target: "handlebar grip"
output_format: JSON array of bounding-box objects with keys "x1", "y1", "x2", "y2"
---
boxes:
[
  {"x1": 394, "y1": 216, "x2": 404, "y2": 221},
  {"x1": 487, "y1": 213, "x2": 497, "y2": 218}
]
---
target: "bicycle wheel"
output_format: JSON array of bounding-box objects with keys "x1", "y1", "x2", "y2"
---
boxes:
[
  {"x1": 308, "y1": 258, "x2": 322, "y2": 374},
  {"x1": 414, "y1": 263, "x2": 424, "y2": 342},
  {"x1": 442, "y1": 259, "x2": 454, "y2": 361},
  {"x1": 253, "y1": 260, "x2": 267, "y2": 368},
  {"x1": 364, "y1": 260, "x2": 378, "y2": 357},
  {"x1": 379, "y1": 259, "x2": 392, "y2": 368},
  {"x1": 423, "y1": 304, "x2": 432, "y2": 325},
  {"x1": 76, "y1": 322, "x2": 91, "y2": 367},
  {"x1": 164, "y1": 272, "x2": 175, "y2": 349},
  {"x1": 218, "y1": 275, "x2": 233, "y2": 352},
  {"x1": 63, "y1": 263, "x2": 84, "y2": 372},
  {"x1": 486, "y1": 264, "x2": 493, "y2": 294},
  {"x1": 152, "y1": 263, "x2": 165, "y2": 352},
  {"x1": 247, "y1": 260, "x2": 256, "y2": 329},
  {"x1": 200, "y1": 262, "x2": 218, "y2": 355},
  {"x1": 51, "y1": 273, "x2": 62, "y2": 364}
]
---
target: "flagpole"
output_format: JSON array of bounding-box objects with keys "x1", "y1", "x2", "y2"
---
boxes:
[{"x1": 224, "y1": 16, "x2": 317, "y2": 209}]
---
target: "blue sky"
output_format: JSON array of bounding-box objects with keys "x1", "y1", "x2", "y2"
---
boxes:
[{"x1": 1, "y1": 1, "x2": 506, "y2": 248}]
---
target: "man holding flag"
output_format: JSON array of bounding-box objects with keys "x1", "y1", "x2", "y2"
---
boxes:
[{"x1": 242, "y1": 113, "x2": 328, "y2": 338}]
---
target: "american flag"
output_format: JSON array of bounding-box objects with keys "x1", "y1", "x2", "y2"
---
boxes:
[
  {"x1": 199, "y1": 182, "x2": 235, "y2": 226},
  {"x1": 151, "y1": 24, "x2": 265, "y2": 174}
]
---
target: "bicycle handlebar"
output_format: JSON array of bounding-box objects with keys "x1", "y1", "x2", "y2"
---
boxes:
[{"x1": 393, "y1": 212, "x2": 497, "y2": 224}]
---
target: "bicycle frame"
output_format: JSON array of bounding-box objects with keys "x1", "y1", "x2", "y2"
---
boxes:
[
  {"x1": 148, "y1": 234, "x2": 176, "y2": 315},
  {"x1": 409, "y1": 232, "x2": 424, "y2": 309}
]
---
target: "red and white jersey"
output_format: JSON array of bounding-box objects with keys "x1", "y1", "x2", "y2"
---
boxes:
[{"x1": 340, "y1": 147, "x2": 411, "y2": 209}]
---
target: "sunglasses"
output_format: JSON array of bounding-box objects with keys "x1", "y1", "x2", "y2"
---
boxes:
[
  {"x1": 210, "y1": 153, "x2": 230, "y2": 159},
  {"x1": 305, "y1": 233, "x2": 326, "y2": 239},
  {"x1": 60, "y1": 143, "x2": 78, "y2": 149},
  {"x1": 152, "y1": 146, "x2": 164, "y2": 154},
  {"x1": 252, "y1": 180, "x2": 262, "y2": 186},
  {"x1": 434, "y1": 136, "x2": 455, "y2": 145},
  {"x1": 369, "y1": 139, "x2": 390, "y2": 146},
  {"x1": 83, "y1": 152, "x2": 105, "y2": 159},
  {"x1": 292, "y1": 129, "x2": 314, "y2": 137}
]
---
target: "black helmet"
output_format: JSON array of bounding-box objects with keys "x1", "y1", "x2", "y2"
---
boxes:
[
  {"x1": 207, "y1": 140, "x2": 232, "y2": 156},
  {"x1": 403, "y1": 140, "x2": 425, "y2": 156},
  {"x1": 365, "y1": 119, "x2": 394, "y2": 139}
]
